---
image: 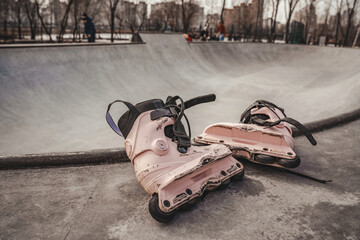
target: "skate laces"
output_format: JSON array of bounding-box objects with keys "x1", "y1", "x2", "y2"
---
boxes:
[
  {"x1": 165, "y1": 96, "x2": 192, "y2": 152},
  {"x1": 241, "y1": 100, "x2": 317, "y2": 146}
]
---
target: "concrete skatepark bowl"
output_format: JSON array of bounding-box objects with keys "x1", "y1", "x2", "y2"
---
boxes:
[{"x1": 0, "y1": 34, "x2": 359, "y2": 239}]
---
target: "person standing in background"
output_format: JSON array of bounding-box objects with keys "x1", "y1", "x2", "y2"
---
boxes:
[
  {"x1": 216, "y1": 21, "x2": 226, "y2": 41},
  {"x1": 82, "y1": 13, "x2": 96, "y2": 43}
]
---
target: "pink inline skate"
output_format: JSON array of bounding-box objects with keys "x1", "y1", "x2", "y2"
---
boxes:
[
  {"x1": 195, "y1": 100, "x2": 317, "y2": 169},
  {"x1": 106, "y1": 94, "x2": 244, "y2": 222}
]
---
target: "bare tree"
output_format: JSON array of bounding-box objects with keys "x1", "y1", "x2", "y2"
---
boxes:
[
  {"x1": 11, "y1": 0, "x2": 24, "y2": 39},
  {"x1": 284, "y1": 0, "x2": 300, "y2": 43},
  {"x1": 164, "y1": 1, "x2": 181, "y2": 32},
  {"x1": 115, "y1": 10, "x2": 124, "y2": 36},
  {"x1": 149, "y1": 1, "x2": 181, "y2": 32},
  {"x1": 335, "y1": 0, "x2": 345, "y2": 46},
  {"x1": 343, "y1": 0, "x2": 358, "y2": 46},
  {"x1": 109, "y1": 0, "x2": 120, "y2": 43},
  {"x1": 181, "y1": 0, "x2": 199, "y2": 33},
  {"x1": 0, "y1": 0, "x2": 11, "y2": 33},
  {"x1": 58, "y1": 0, "x2": 74, "y2": 42},
  {"x1": 123, "y1": 2, "x2": 146, "y2": 42},
  {"x1": 353, "y1": 25, "x2": 360, "y2": 47},
  {"x1": 316, "y1": 0, "x2": 332, "y2": 44},
  {"x1": 220, "y1": 0, "x2": 226, "y2": 24},
  {"x1": 253, "y1": 0, "x2": 264, "y2": 42},
  {"x1": 269, "y1": 0, "x2": 281, "y2": 42},
  {"x1": 300, "y1": 0, "x2": 317, "y2": 44},
  {"x1": 35, "y1": 0, "x2": 53, "y2": 42},
  {"x1": 82, "y1": 0, "x2": 103, "y2": 21},
  {"x1": 234, "y1": 0, "x2": 253, "y2": 41},
  {"x1": 24, "y1": 0, "x2": 37, "y2": 40},
  {"x1": 72, "y1": 0, "x2": 80, "y2": 42}
]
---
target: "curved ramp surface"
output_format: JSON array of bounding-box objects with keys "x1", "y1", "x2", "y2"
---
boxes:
[{"x1": 0, "y1": 34, "x2": 359, "y2": 155}]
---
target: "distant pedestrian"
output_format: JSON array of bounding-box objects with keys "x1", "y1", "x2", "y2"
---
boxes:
[
  {"x1": 216, "y1": 21, "x2": 226, "y2": 41},
  {"x1": 82, "y1": 13, "x2": 96, "y2": 43},
  {"x1": 200, "y1": 21, "x2": 209, "y2": 41},
  {"x1": 184, "y1": 34, "x2": 192, "y2": 43}
]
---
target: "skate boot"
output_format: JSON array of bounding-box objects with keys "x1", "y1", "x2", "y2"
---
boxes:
[
  {"x1": 106, "y1": 94, "x2": 244, "y2": 222},
  {"x1": 195, "y1": 100, "x2": 317, "y2": 169}
]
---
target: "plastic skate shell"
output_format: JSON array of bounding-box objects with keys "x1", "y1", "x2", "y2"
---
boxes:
[
  {"x1": 195, "y1": 122, "x2": 296, "y2": 161},
  {"x1": 106, "y1": 94, "x2": 244, "y2": 222},
  {"x1": 195, "y1": 100, "x2": 316, "y2": 169},
  {"x1": 125, "y1": 111, "x2": 243, "y2": 213}
]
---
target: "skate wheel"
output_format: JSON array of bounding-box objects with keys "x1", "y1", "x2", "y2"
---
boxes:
[
  {"x1": 231, "y1": 168, "x2": 245, "y2": 181},
  {"x1": 254, "y1": 154, "x2": 276, "y2": 164},
  {"x1": 149, "y1": 193, "x2": 176, "y2": 223},
  {"x1": 277, "y1": 156, "x2": 301, "y2": 168},
  {"x1": 218, "y1": 179, "x2": 231, "y2": 189}
]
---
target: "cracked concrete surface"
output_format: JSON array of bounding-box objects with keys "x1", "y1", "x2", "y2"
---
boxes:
[{"x1": 1, "y1": 120, "x2": 359, "y2": 239}]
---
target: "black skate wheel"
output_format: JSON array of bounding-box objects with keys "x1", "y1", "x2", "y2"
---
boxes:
[
  {"x1": 231, "y1": 168, "x2": 245, "y2": 181},
  {"x1": 277, "y1": 156, "x2": 301, "y2": 168},
  {"x1": 149, "y1": 193, "x2": 176, "y2": 223},
  {"x1": 254, "y1": 154, "x2": 276, "y2": 164}
]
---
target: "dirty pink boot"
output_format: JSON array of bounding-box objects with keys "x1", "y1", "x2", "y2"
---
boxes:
[
  {"x1": 106, "y1": 94, "x2": 244, "y2": 222},
  {"x1": 195, "y1": 100, "x2": 317, "y2": 169}
]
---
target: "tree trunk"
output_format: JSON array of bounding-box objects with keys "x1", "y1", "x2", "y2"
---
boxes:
[
  {"x1": 343, "y1": 0, "x2": 358, "y2": 46},
  {"x1": 253, "y1": 0, "x2": 263, "y2": 42},
  {"x1": 220, "y1": 0, "x2": 226, "y2": 24},
  {"x1": 335, "y1": 12, "x2": 341, "y2": 46},
  {"x1": 24, "y1": 1, "x2": 37, "y2": 40},
  {"x1": 353, "y1": 27, "x2": 360, "y2": 47},
  {"x1": 181, "y1": 0, "x2": 187, "y2": 33},
  {"x1": 72, "y1": 0, "x2": 79, "y2": 42},
  {"x1": 109, "y1": 0, "x2": 119, "y2": 43},
  {"x1": 270, "y1": 0, "x2": 280, "y2": 43},
  {"x1": 131, "y1": 32, "x2": 143, "y2": 43},
  {"x1": 111, "y1": 9, "x2": 115, "y2": 42},
  {"x1": 36, "y1": 1, "x2": 53, "y2": 42},
  {"x1": 58, "y1": 0, "x2": 74, "y2": 43},
  {"x1": 3, "y1": 20, "x2": 7, "y2": 32},
  {"x1": 16, "y1": 6, "x2": 22, "y2": 39},
  {"x1": 285, "y1": 19, "x2": 290, "y2": 43},
  {"x1": 343, "y1": 9, "x2": 354, "y2": 46}
]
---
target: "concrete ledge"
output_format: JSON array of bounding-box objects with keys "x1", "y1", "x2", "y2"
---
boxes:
[
  {"x1": 1, "y1": 107, "x2": 360, "y2": 170},
  {"x1": 0, "y1": 42, "x2": 145, "y2": 49},
  {"x1": 0, "y1": 148, "x2": 129, "y2": 170},
  {"x1": 292, "y1": 108, "x2": 360, "y2": 137}
]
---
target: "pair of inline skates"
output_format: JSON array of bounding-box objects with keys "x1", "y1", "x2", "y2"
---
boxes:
[{"x1": 106, "y1": 94, "x2": 318, "y2": 223}]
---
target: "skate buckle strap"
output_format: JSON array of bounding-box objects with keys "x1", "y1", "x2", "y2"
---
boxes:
[
  {"x1": 263, "y1": 117, "x2": 317, "y2": 146},
  {"x1": 150, "y1": 107, "x2": 178, "y2": 120},
  {"x1": 240, "y1": 100, "x2": 285, "y2": 123},
  {"x1": 168, "y1": 94, "x2": 216, "y2": 151}
]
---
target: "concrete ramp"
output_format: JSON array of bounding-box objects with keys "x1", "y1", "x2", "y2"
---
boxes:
[{"x1": 0, "y1": 34, "x2": 359, "y2": 155}]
